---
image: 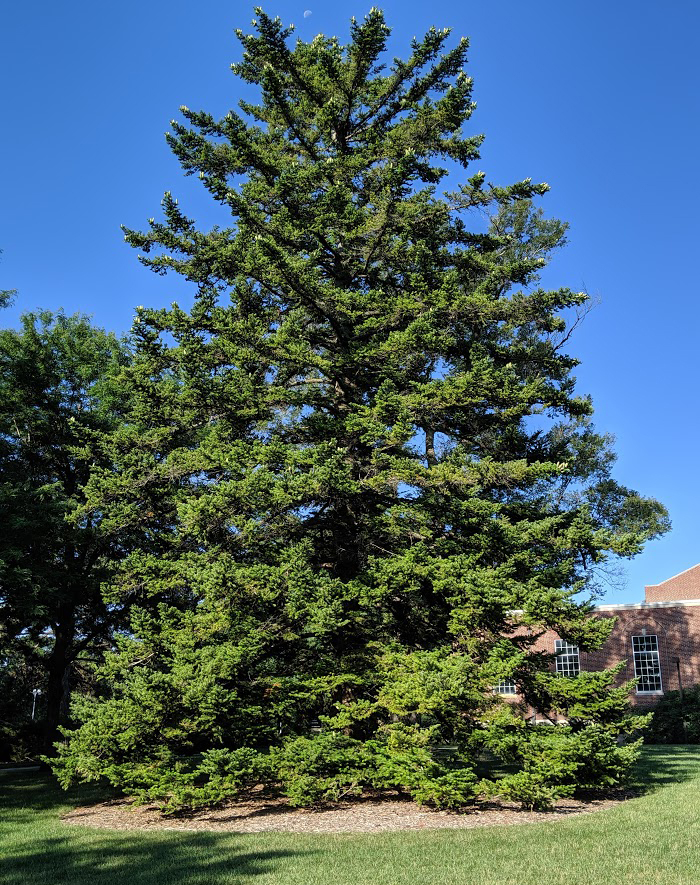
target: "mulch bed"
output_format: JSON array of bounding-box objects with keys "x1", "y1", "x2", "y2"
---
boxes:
[{"x1": 62, "y1": 792, "x2": 628, "y2": 834}]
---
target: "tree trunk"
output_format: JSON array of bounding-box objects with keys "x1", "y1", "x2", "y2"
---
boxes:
[
  {"x1": 42, "y1": 614, "x2": 74, "y2": 756},
  {"x1": 425, "y1": 427, "x2": 437, "y2": 468}
]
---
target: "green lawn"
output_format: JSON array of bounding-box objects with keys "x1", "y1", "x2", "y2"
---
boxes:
[{"x1": 2, "y1": 747, "x2": 699, "y2": 885}]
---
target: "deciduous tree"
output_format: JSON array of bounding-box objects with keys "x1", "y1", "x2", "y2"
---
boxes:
[{"x1": 0, "y1": 312, "x2": 129, "y2": 754}]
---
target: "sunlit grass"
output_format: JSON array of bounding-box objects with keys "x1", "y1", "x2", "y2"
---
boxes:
[{"x1": 1, "y1": 746, "x2": 699, "y2": 885}]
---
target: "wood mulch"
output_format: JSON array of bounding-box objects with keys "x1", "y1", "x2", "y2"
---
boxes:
[{"x1": 62, "y1": 791, "x2": 629, "y2": 835}]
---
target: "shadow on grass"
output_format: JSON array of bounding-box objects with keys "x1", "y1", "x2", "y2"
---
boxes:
[
  {"x1": 2, "y1": 832, "x2": 302, "y2": 885},
  {"x1": 0, "y1": 771, "x2": 119, "y2": 825},
  {"x1": 631, "y1": 745, "x2": 700, "y2": 790},
  {"x1": 474, "y1": 745, "x2": 700, "y2": 796},
  {"x1": 3, "y1": 746, "x2": 700, "y2": 885},
  {"x1": 0, "y1": 773, "x2": 312, "y2": 885}
]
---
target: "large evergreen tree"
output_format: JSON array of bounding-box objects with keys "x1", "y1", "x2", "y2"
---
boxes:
[{"x1": 53, "y1": 10, "x2": 668, "y2": 811}]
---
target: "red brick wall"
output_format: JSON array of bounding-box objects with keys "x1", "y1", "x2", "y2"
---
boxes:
[
  {"x1": 498, "y1": 568, "x2": 700, "y2": 713},
  {"x1": 529, "y1": 603, "x2": 700, "y2": 707},
  {"x1": 645, "y1": 564, "x2": 700, "y2": 603}
]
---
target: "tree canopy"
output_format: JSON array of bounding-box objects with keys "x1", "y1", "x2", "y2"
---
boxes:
[
  {"x1": 0, "y1": 311, "x2": 130, "y2": 756},
  {"x1": 51, "y1": 9, "x2": 668, "y2": 811}
]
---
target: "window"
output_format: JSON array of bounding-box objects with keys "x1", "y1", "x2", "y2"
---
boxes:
[
  {"x1": 494, "y1": 679, "x2": 517, "y2": 695},
  {"x1": 632, "y1": 635, "x2": 663, "y2": 693},
  {"x1": 555, "y1": 640, "x2": 580, "y2": 677}
]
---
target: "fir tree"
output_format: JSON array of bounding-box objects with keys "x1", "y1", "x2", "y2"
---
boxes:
[{"x1": 53, "y1": 10, "x2": 668, "y2": 811}]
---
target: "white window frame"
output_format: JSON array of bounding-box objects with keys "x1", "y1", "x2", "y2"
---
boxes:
[
  {"x1": 555, "y1": 640, "x2": 580, "y2": 677},
  {"x1": 493, "y1": 679, "x2": 517, "y2": 695},
  {"x1": 632, "y1": 634, "x2": 663, "y2": 694}
]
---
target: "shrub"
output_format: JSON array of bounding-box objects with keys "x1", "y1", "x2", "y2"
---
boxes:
[
  {"x1": 0, "y1": 718, "x2": 43, "y2": 764},
  {"x1": 270, "y1": 727, "x2": 478, "y2": 809},
  {"x1": 369, "y1": 724, "x2": 477, "y2": 809},
  {"x1": 523, "y1": 724, "x2": 642, "y2": 792},
  {"x1": 270, "y1": 733, "x2": 373, "y2": 805},
  {"x1": 410, "y1": 770, "x2": 478, "y2": 809},
  {"x1": 648, "y1": 686, "x2": 700, "y2": 744},
  {"x1": 57, "y1": 747, "x2": 272, "y2": 814},
  {"x1": 481, "y1": 722, "x2": 643, "y2": 809},
  {"x1": 482, "y1": 770, "x2": 569, "y2": 811}
]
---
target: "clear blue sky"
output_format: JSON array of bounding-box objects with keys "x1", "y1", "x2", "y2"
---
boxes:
[{"x1": 1, "y1": 0, "x2": 698, "y2": 603}]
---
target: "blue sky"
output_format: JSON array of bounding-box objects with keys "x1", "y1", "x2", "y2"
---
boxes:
[{"x1": 1, "y1": 0, "x2": 698, "y2": 603}]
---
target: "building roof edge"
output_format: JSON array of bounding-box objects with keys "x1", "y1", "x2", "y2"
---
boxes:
[
  {"x1": 645, "y1": 562, "x2": 700, "y2": 588},
  {"x1": 596, "y1": 598, "x2": 700, "y2": 612}
]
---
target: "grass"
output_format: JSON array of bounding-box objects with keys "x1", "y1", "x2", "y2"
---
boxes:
[{"x1": 1, "y1": 746, "x2": 700, "y2": 885}]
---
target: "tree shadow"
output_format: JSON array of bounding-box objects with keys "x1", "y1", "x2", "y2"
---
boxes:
[
  {"x1": 2, "y1": 832, "x2": 303, "y2": 885},
  {"x1": 0, "y1": 773, "x2": 314, "y2": 885},
  {"x1": 1, "y1": 770, "x2": 120, "y2": 819},
  {"x1": 634, "y1": 745, "x2": 700, "y2": 788}
]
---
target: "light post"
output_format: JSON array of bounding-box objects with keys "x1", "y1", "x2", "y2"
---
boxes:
[
  {"x1": 672, "y1": 658, "x2": 687, "y2": 742},
  {"x1": 31, "y1": 688, "x2": 42, "y2": 720}
]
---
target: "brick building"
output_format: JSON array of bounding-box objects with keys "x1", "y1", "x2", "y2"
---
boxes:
[{"x1": 499, "y1": 564, "x2": 700, "y2": 708}]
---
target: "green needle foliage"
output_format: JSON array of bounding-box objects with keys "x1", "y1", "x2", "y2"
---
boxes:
[{"x1": 53, "y1": 9, "x2": 669, "y2": 811}]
